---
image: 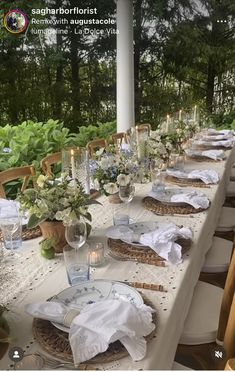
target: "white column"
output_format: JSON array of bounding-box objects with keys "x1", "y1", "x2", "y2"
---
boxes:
[{"x1": 116, "y1": 0, "x2": 135, "y2": 133}]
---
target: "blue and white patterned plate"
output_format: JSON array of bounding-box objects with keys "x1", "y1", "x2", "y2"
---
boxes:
[{"x1": 51, "y1": 279, "x2": 144, "y2": 332}]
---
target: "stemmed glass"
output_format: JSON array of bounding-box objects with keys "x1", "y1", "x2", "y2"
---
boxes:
[
  {"x1": 0, "y1": 204, "x2": 22, "y2": 259},
  {"x1": 65, "y1": 218, "x2": 87, "y2": 253}
]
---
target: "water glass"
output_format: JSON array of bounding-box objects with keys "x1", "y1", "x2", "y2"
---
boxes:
[
  {"x1": 63, "y1": 244, "x2": 90, "y2": 285},
  {"x1": 1, "y1": 217, "x2": 22, "y2": 250}
]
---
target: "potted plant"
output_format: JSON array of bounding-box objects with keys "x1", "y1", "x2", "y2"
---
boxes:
[{"x1": 18, "y1": 175, "x2": 99, "y2": 255}]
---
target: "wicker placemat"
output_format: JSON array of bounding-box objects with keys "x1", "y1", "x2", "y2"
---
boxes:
[
  {"x1": 186, "y1": 155, "x2": 217, "y2": 162},
  {"x1": 32, "y1": 294, "x2": 157, "y2": 365},
  {"x1": 195, "y1": 145, "x2": 231, "y2": 151},
  {"x1": 107, "y1": 237, "x2": 191, "y2": 265},
  {"x1": 0, "y1": 225, "x2": 41, "y2": 242},
  {"x1": 165, "y1": 175, "x2": 211, "y2": 188},
  {"x1": 143, "y1": 196, "x2": 208, "y2": 215}
]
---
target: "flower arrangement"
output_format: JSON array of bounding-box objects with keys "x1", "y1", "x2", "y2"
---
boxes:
[
  {"x1": 147, "y1": 131, "x2": 173, "y2": 162},
  {"x1": 18, "y1": 175, "x2": 97, "y2": 228},
  {"x1": 90, "y1": 150, "x2": 136, "y2": 195}
]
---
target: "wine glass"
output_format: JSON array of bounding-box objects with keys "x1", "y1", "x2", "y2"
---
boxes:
[
  {"x1": 65, "y1": 218, "x2": 87, "y2": 253},
  {"x1": 0, "y1": 204, "x2": 22, "y2": 259},
  {"x1": 119, "y1": 183, "x2": 135, "y2": 204}
]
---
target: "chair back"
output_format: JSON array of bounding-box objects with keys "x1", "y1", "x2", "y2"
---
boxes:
[
  {"x1": 136, "y1": 123, "x2": 151, "y2": 134},
  {"x1": 0, "y1": 166, "x2": 36, "y2": 198},
  {"x1": 86, "y1": 139, "x2": 108, "y2": 158},
  {"x1": 41, "y1": 152, "x2": 62, "y2": 177},
  {"x1": 217, "y1": 245, "x2": 235, "y2": 344},
  {"x1": 225, "y1": 359, "x2": 235, "y2": 370},
  {"x1": 111, "y1": 132, "x2": 127, "y2": 146},
  {"x1": 223, "y1": 295, "x2": 235, "y2": 364}
]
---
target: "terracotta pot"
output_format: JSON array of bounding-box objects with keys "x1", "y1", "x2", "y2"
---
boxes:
[
  {"x1": 108, "y1": 193, "x2": 122, "y2": 204},
  {"x1": 39, "y1": 221, "x2": 66, "y2": 253}
]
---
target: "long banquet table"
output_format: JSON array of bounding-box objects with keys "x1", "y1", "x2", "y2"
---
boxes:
[{"x1": 0, "y1": 147, "x2": 235, "y2": 370}]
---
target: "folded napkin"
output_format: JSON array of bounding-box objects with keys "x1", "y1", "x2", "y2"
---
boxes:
[
  {"x1": 0, "y1": 198, "x2": 29, "y2": 224},
  {"x1": 201, "y1": 150, "x2": 225, "y2": 161},
  {"x1": 139, "y1": 224, "x2": 192, "y2": 264},
  {"x1": 204, "y1": 135, "x2": 232, "y2": 141},
  {"x1": 170, "y1": 191, "x2": 209, "y2": 209},
  {"x1": 0, "y1": 199, "x2": 19, "y2": 218},
  {"x1": 166, "y1": 169, "x2": 219, "y2": 184},
  {"x1": 26, "y1": 299, "x2": 155, "y2": 365},
  {"x1": 106, "y1": 223, "x2": 192, "y2": 264},
  {"x1": 195, "y1": 139, "x2": 234, "y2": 148},
  {"x1": 188, "y1": 169, "x2": 219, "y2": 184},
  {"x1": 207, "y1": 129, "x2": 234, "y2": 135}
]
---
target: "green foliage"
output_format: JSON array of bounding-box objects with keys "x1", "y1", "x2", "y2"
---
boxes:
[
  {"x1": 0, "y1": 120, "x2": 76, "y2": 172},
  {"x1": 74, "y1": 121, "x2": 116, "y2": 147}
]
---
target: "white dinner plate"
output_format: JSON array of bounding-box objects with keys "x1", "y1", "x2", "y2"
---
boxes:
[
  {"x1": 51, "y1": 279, "x2": 144, "y2": 332},
  {"x1": 106, "y1": 221, "x2": 171, "y2": 246},
  {"x1": 150, "y1": 188, "x2": 189, "y2": 206},
  {"x1": 166, "y1": 169, "x2": 199, "y2": 181}
]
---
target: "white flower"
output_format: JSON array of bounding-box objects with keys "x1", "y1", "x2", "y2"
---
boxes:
[
  {"x1": 100, "y1": 156, "x2": 115, "y2": 170},
  {"x1": 96, "y1": 148, "x2": 105, "y2": 157},
  {"x1": 117, "y1": 173, "x2": 131, "y2": 186},
  {"x1": 36, "y1": 175, "x2": 48, "y2": 188},
  {"x1": 103, "y1": 182, "x2": 118, "y2": 195}
]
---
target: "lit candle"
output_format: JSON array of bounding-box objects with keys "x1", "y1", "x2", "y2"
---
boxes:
[
  {"x1": 166, "y1": 114, "x2": 170, "y2": 132},
  {"x1": 89, "y1": 243, "x2": 105, "y2": 267},
  {"x1": 136, "y1": 126, "x2": 141, "y2": 160},
  {"x1": 179, "y1": 110, "x2": 182, "y2": 121},
  {"x1": 193, "y1": 105, "x2": 197, "y2": 123},
  {"x1": 85, "y1": 149, "x2": 90, "y2": 194},
  {"x1": 70, "y1": 149, "x2": 76, "y2": 180}
]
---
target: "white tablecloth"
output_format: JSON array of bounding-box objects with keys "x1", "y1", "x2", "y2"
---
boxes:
[{"x1": 0, "y1": 148, "x2": 234, "y2": 370}]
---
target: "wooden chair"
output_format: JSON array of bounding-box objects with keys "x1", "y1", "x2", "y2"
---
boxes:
[
  {"x1": 41, "y1": 152, "x2": 62, "y2": 177},
  {"x1": 86, "y1": 139, "x2": 108, "y2": 158},
  {"x1": 175, "y1": 245, "x2": 235, "y2": 370},
  {"x1": 111, "y1": 132, "x2": 127, "y2": 146},
  {"x1": 0, "y1": 166, "x2": 36, "y2": 198},
  {"x1": 225, "y1": 359, "x2": 235, "y2": 370},
  {"x1": 136, "y1": 123, "x2": 151, "y2": 134}
]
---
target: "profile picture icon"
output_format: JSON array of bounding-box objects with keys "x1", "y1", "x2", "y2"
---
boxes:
[{"x1": 4, "y1": 9, "x2": 28, "y2": 34}]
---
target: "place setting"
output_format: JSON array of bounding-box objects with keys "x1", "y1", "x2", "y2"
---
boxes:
[
  {"x1": 185, "y1": 148, "x2": 226, "y2": 162},
  {"x1": 106, "y1": 221, "x2": 193, "y2": 266},
  {"x1": 143, "y1": 187, "x2": 210, "y2": 215},
  {"x1": 165, "y1": 168, "x2": 219, "y2": 188}
]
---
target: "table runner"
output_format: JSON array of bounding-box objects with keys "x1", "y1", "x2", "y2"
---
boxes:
[{"x1": 0, "y1": 147, "x2": 234, "y2": 370}]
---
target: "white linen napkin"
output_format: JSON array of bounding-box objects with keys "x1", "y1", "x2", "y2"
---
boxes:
[
  {"x1": 201, "y1": 150, "x2": 225, "y2": 161},
  {"x1": 207, "y1": 129, "x2": 234, "y2": 136},
  {"x1": 166, "y1": 169, "x2": 219, "y2": 184},
  {"x1": 188, "y1": 169, "x2": 219, "y2": 184},
  {"x1": 26, "y1": 299, "x2": 155, "y2": 365},
  {"x1": 106, "y1": 223, "x2": 192, "y2": 264},
  {"x1": 170, "y1": 191, "x2": 209, "y2": 209},
  {"x1": 195, "y1": 139, "x2": 234, "y2": 148},
  {"x1": 139, "y1": 224, "x2": 192, "y2": 264},
  {"x1": 0, "y1": 199, "x2": 19, "y2": 218},
  {"x1": 148, "y1": 189, "x2": 209, "y2": 209},
  {"x1": 0, "y1": 198, "x2": 29, "y2": 224}
]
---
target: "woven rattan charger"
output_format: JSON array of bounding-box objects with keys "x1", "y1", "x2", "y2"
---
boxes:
[
  {"x1": 165, "y1": 175, "x2": 211, "y2": 188},
  {"x1": 0, "y1": 225, "x2": 41, "y2": 242},
  {"x1": 143, "y1": 196, "x2": 209, "y2": 215},
  {"x1": 186, "y1": 155, "x2": 218, "y2": 162},
  {"x1": 32, "y1": 294, "x2": 157, "y2": 366},
  {"x1": 107, "y1": 235, "x2": 191, "y2": 267}
]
